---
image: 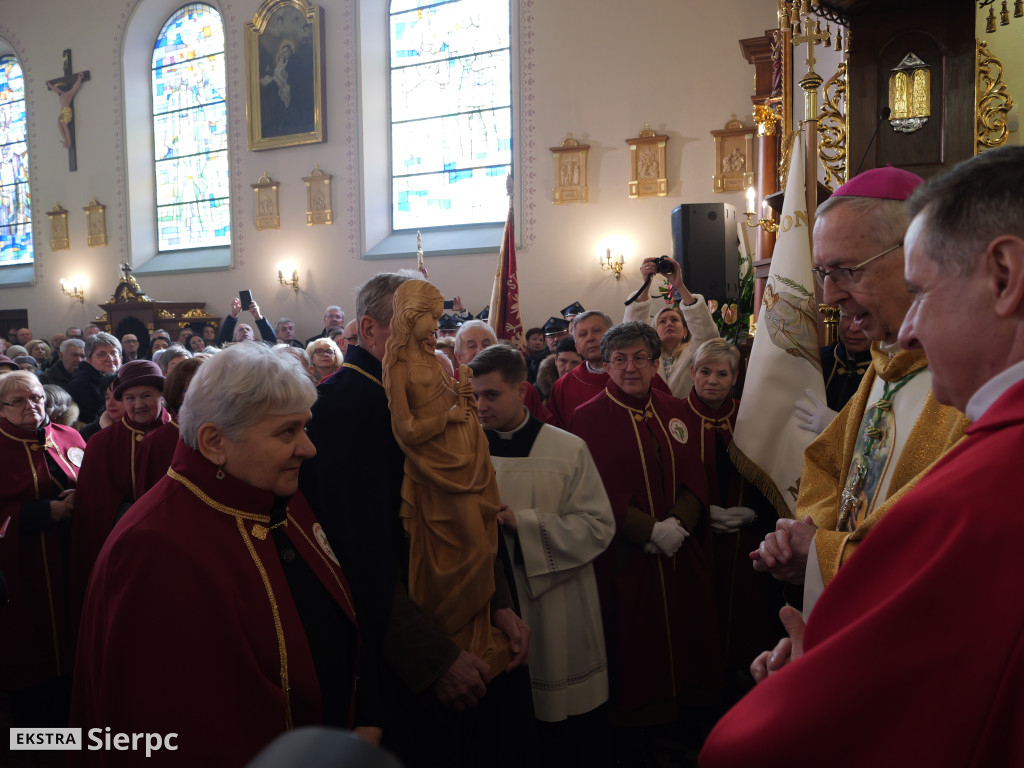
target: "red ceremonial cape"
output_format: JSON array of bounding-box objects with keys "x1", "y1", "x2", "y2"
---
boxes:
[
  {"x1": 71, "y1": 441, "x2": 361, "y2": 766},
  {"x1": 700, "y1": 378, "x2": 1024, "y2": 767},
  {"x1": 0, "y1": 420, "x2": 85, "y2": 690},
  {"x1": 134, "y1": 416, "x2": 180, "y2": 497},
  {"x1": 681, "y1": 392, "x2": 783, "y2": 672},
  {"x1": 69, "y1": 410, "x2": 170, "y2": 632},
  {"x1": 572, "y1": 381, "x2": 720, "y2": 714}
]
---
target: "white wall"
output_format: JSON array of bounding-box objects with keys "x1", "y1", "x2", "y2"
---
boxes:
[{"x1": 0, "y1": 0, "x2": 777, "y2": 340}]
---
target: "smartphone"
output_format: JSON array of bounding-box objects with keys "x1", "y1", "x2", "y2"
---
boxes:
[
  {"x1": 443, "y1": 300, "x2": 454, "y2": 309},
  {"x1": 239, "y1": 289, "x2": 253, "y2": 309}
]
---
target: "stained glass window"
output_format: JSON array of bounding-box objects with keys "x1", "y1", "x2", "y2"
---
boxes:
[
  {"x1": 0, "y1": 55, "x2": 32, "y2": 265},
  {"x1": 152, "y1": 4, "x2": 230, "y2": 252},
  {"x1": 389, "y1": 0, "x2": 512, "y2": 231}
]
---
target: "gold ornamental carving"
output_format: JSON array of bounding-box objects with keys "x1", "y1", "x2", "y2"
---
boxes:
[
  {"x1": 252, "y1": 173, "x2": 280, "y2": 230},
  {"x1": 47, "y1": 203, "x2": 69, "y2": 251},
  {"x1": 976, "y1": 40, "x2": 1015, "y2": 153},
  {"x1": 303, "y1": 165, "x2": 333, "y2": 225},
  {"x1": 626, "y1": 124, "x2": 668, "y2": 198},
  {"x1": 818, "y1": 61, "x2": 848, "y2": 191},
  {"x1": 888, "y1": 52, "x2": 930, "y2": 134},
  {"x1": 711, "y1": 116, "x2": 755, "y2": 193},
  {"x1": 753, "y1": 104, "x2": 780, "y2": 137},
  {"x1": 550, "y1": 133, "x2": 589, "y2": 204},
  {"x1": 83, "y1": 197, "x2": 107, "y2": 247},
  {"x1": 157, "y1": 309, "x2": 174, "y2": 319}
]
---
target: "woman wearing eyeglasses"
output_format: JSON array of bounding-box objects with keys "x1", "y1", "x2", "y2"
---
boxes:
[
  {"x1": 0, "y1": 371, "x2": 86, "y2": 727},
  {"x1": 570, "y1": 322, "x2": 721, "y2": 763},
  {"x1": 305, "y1": 337, "x2": 343, "y2": 383}
]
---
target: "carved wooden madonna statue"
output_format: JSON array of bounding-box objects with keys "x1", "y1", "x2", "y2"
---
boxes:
[{"x1": 382, "y1": 279, "x2": 511, "y2": 677}]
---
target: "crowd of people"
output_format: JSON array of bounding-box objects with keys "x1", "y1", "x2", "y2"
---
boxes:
[{"x1": 3, "y1": 147, "x2": 1024, "y2": 767}]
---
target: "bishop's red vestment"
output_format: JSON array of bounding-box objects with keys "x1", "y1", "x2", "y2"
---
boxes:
[{"x1": 700, "y1": 378, "x2": 1024, "y2": 767}]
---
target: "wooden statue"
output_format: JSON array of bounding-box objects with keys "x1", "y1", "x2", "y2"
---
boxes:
[
  {"x1": 382, "y1": 279, "x2": 511, "y2": 678},
  {"x1": 45, "y1": 49, "x2": 90, "y2": 172}
]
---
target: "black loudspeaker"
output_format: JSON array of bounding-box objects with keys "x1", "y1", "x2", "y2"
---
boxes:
[{"x1": 671, "y1": 203, "x2": 739, "y2": 299}]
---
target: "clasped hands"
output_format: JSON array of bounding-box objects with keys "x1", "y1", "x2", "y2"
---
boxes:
[
  {"x1": 433, "y1": 608, "x2": 530, "y2": 713},
  {"x1": 750, "y1": 515, "x2": 817, "y2": 583},
  {"x1": 643, "y1": 517, "x2": 689, "y2": 556}
]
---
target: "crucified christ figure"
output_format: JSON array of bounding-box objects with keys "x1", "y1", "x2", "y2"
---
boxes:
[{"x1": 47, "y1": 72, "x2": 85, "y2": 149}]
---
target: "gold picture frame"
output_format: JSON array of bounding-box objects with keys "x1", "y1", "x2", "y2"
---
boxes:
[
  {"x1": 245, "y1": 0, "x2": 325, "y2": 151},
  {"x1": 252, "y1": 173, "x2": 281, "y2": 230},
  {"x1": 711, "y1": 116, "x2": 755, "y2": 193},
  {"x1": 47, "y1": 203, "x2": 69, "y2": 251},
  {"x1": 551, "y1": 134, "x2": 589, "y2": 204},
  {"x1": 303, "y1": 165, "x2": 333, "y2": 225},
  {"x1": 626, "y1": 124, "x2": 668, "y2": 198},
  {"x1": 83, "y1": 197, "x2": 107, "y2": 247}
]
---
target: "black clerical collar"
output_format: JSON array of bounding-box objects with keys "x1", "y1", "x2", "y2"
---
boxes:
[{"x1": 485, "y1": 411, "x2": 544, "y2": 458}]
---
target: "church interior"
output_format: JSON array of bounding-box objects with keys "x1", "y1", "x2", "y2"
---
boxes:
[
  {"x1": 2, "y1": 0, "x2": 1023, "y2": 765},
  {"x1": 0, "y1": 0, "x2": 1012, "y2": 341}
]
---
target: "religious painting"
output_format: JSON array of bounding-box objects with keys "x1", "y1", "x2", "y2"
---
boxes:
[
  {"x1": 550, "y1": 134, "x2": 589, "y2": 204},
  {"x1": 626, "y1": 125, "x2": 668, "y2": 198},
  {"x1": 711, "y1": 116, "x2": 755, "y2": 193},
  {"x1": 245, "y1": 0, "x2": 325, "y2": 151}
]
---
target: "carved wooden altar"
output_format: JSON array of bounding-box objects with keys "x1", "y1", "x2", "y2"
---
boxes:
[{"x1": 92, "y1": 265, "x2": 219, "y2": 355}]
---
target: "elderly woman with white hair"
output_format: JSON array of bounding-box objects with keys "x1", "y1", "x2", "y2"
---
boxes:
[
  {"x1": 71, "y1": 343, "x2": 381, "y2": 764},
  {"x1": 305, "y1": 336, "x2": 343, "y2": 383},
  {"x1": 0, "y1": 371, "x2": 86, "y2": 726}
]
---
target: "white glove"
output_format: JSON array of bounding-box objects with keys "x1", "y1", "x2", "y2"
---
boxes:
[
  {"x1": 646, "y1": 518, "x2": 689, "y2": 557},
  {"x1": 794, "y1": 389, "x2": 838, "y2": 435},
  {"x1": 710, "y1": 504, "x2": 757, "y2": 533}
]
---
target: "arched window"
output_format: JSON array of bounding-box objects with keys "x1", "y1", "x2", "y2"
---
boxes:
[
  {"x1": 389, "y1": 0, "x2": 511, "y2": 231},
  {"x1": 0, "y1": 54, "x2": 32, "y2": 265},
  {"x1": 151, "y1": 3, "x2": 229, "y2": 252}
]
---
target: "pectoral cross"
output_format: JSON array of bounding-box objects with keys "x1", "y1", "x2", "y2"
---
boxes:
[{"x1": 46, "y1": 49, "x2": 90, "y2": 172}]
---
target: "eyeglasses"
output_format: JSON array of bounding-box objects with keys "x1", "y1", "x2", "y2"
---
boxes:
[
  {"x1": 812, "y1": 243, "x2": 903, "y2": 288},
  {"x1": 344, "y1": 335, "x2": 358, "y2": 345},
  {"x1": 608, "y1": 354, "x2": 654, "y2": 370},
  {"x1": 312, "y1": 348, "x2": 335, "y2": 356},
  {"x1": 2, "y1": 393, "x2": 45, "y2": 408}
]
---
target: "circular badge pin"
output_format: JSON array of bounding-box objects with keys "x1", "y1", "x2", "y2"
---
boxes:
[
  {"x1": 668, "y1": 418, "x2": 688, "y2": 444},
  {"x1": 67, "y1": 447, "x2": 85, "y2": 467},
  {"x1": 313, "y1": 523, "x2": 340, "y2": 566}
]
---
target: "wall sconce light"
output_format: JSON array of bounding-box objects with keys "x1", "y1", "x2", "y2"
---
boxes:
[
  {"x1": 60, "y1": 276, "x2": 86, "y2": 303},
  {"x1": 744, "y1": 186, "x2": 779, "y2": 234},
  {"x1": 600, "y1": 249, "x2": 625, "y2": 280},
  {"x1": 276, "y1": 261, "x2": 300, "y2": 292}
]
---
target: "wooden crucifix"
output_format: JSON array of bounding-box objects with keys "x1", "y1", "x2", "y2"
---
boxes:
[{"x1": 46, "y1": 49, "x2": 90, "y2": 172}]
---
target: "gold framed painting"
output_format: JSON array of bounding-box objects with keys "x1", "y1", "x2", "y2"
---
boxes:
[
  {"x1": 245, "y1": 0, "x2": 325, "y2": 151},
  {"x1": 626, "y1": 125, "x2": 669, "y2": 198},
  {"x1": 551, "y1": 134, "x2": 589, "y2": 204}
]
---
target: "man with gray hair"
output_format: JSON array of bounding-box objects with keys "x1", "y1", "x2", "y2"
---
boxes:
[
  {"x1": 305, "y1": 305, "x2": 346, "y2": 346},
  {"x1": 301, "y1": 272, "x2": 523, "y2": 762},
  {"x1": 40, "y1": 338, "x2": 87, "y2": 390},
  {"x1": 454, "y1": 319, "x2": 497, "y2": 366},
  {"x1": 275, "y1": 317, "x2": 304, "y2": 349},
  {"x1": 67, "y1": 332, "x2": 122, "y2": 423},
  {"x1": 701, "y1": 143, "x2": 1024, "y2": 768}
]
